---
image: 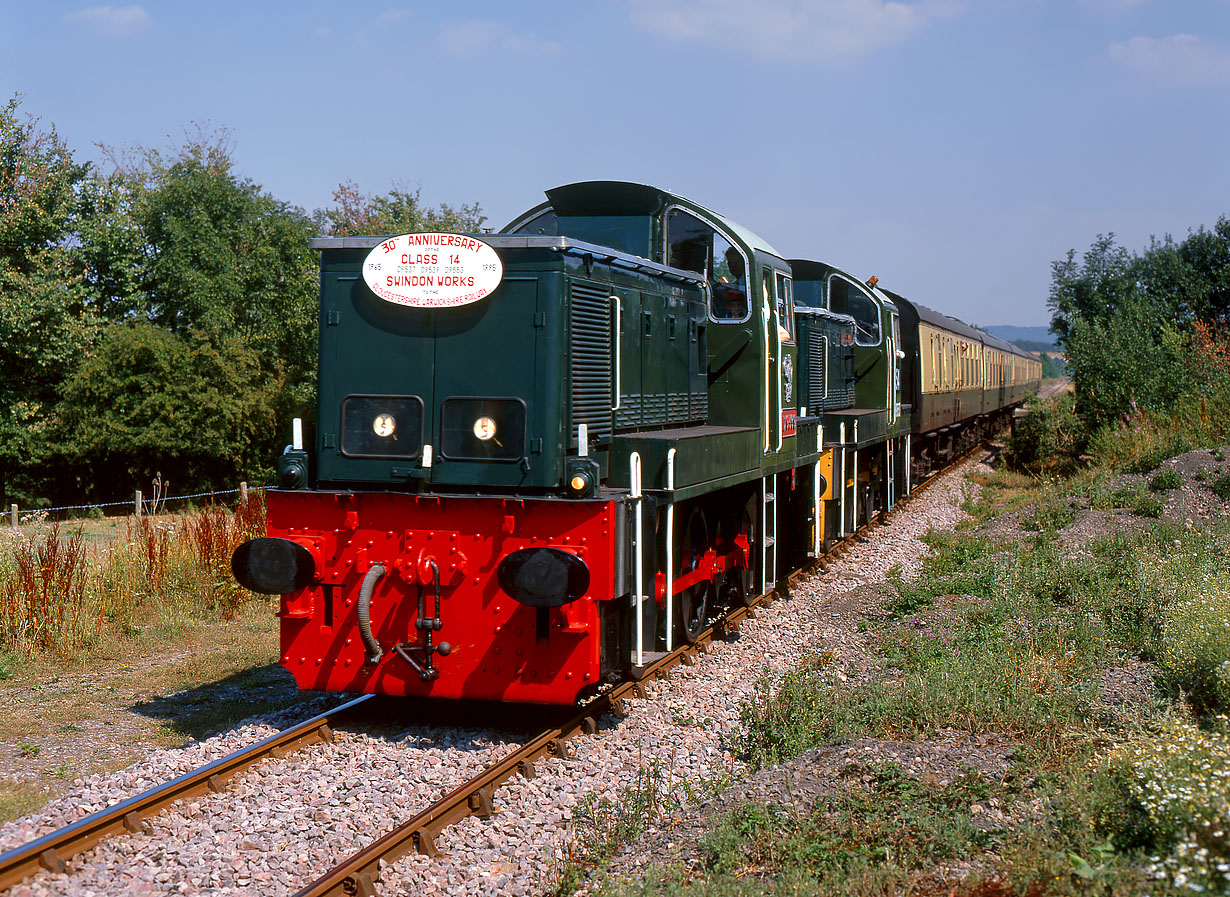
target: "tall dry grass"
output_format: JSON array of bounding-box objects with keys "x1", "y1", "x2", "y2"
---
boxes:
[
  {"x1": 0, "y1": 523, "x2": 96, "y2": 657},
  {"x1": 0, "y1": 492, "x2": 267, "y2": 663}
]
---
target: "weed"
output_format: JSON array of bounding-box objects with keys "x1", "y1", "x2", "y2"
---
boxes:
[
  {"x1": 1124, "y1": 438, "x2": 1193, "y2": 474},
  {"x1": 1149, "y1": 470, "x2": 1183, "y2": 491},
  {"x1": 0, "y1": 495, "x2": 266, "y2": 662},
  {"x1": 1211, "y1": 473, "x2": 1230, "y2": 500},
  {"x1": 697, "y1": 765, "x2": 994, "y2": 890},
  {"x1": 1160, "y1": 588, "x2": 1230, "y2": 713},
  {"x1": 0, "y1": 783, "x2": 46, "y2": 824},
  {"x1": 1105, "y1": 715, "x2": 1230, "y2": 892},
  {"x1": 1097, "y1": 483, "x2": 1164, "y2": 518},
  {"x1": 558, "y1": 758, "x2": 729, "y2": 893},
  {"x1": 18, "y1": 743, "x2": 39, "y2": 758},
  {"x1": 184, "y1": 504, "x2": 249, "y2": 616},
  {"x1": 1022, "y1": 494, "x2": 1076, "y2": 531},
  {"x1": 0, "y1": 524, "x2": 93, "y2": 657}
]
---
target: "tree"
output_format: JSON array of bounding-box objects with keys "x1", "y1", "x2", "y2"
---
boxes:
[
  {"x1": 54, "y1": 322, "x2": 281, "y2": 497},
  {"x1": 1062, "y1": 295, "x2": 1191, "y2": 425},
  {"x1": 320, "y1": 180, "x2": 485, "y2": 237},
  {"x1": 1046, "y1": 225, "x2": 1230, "y2": 427},
  {"x1": 1039, "y1": 352, "x2": 1066, "y2": 379},
  {"x1": 1048, "y1": 234, "x2": 1144, "y2": 344},
  {"x1": 0, "y1": 96, "x2": 100, "y2": 506}
]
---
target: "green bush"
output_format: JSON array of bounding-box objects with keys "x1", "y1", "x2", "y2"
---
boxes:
[
  {"x1": 1022, "y1": 493, "x2": 1077, "y2": 531},
  {"x1": 1125, "y1": 438, "x2": 1193, "y2": 474},
  {"x1": 1211, "y1": 473, "x2": 1230, "y2": 499},
  {"x1": 1161, "y1": 589, "x2": 1230, "y2": 713},
  {"x1": 1149, "y1": 470, "x2": 1183, "y2": 491},
  {"x1": 1097, "y1": 483, "x2": 1164, "y2": 518},
  {"x1": 1007, "y1": 394, "x2": 1088, "y2": 472},
  {"x1": 737, "y1": 667, "x2": 842, "y2": 770}
]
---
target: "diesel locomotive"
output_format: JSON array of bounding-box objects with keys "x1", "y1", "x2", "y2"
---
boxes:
[{"x1": 231, "y1": 181, "x2": 1041, "y2": 705}]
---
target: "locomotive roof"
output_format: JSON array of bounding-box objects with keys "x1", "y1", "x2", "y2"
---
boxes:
[
  {"x1": 506, "y1": 181, "x2": 788, "y2": 262},
  {"x1": 308, "y1": 233, "x2": 710, "y2": 285},
  {"x1": 787, "y1": 258, "x2": 898, "y2": 312}
]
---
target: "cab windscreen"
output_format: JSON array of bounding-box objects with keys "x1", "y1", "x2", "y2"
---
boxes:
[
  {"x1": 440, "y1": 397, "x2": 526, "y2": 461},
  {"x1": 341, "y1": 395, "x2": 423, "y2": 458}
]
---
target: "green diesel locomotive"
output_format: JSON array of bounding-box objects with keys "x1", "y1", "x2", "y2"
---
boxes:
[{"x1": 232, "y1": 181, "x2": 1041, "y2": 704}]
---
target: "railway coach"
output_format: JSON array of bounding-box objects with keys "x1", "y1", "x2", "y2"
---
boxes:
[{"x1": 232, "y1": 181, "x2": 1040, "y2": 705}]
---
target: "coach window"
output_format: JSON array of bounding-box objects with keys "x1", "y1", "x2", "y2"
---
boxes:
[{"x1": 827, "y1": 275, "x2": 880, "y2": 345}]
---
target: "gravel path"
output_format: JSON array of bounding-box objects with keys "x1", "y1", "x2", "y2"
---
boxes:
[{"x1": 1, "y1": 456, "x2": 983, "y2": 897}]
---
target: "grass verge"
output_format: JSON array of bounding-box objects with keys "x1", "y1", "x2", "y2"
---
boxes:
[{"x1": 563, "y1": 450, "x2": 1230, "y2": 895}]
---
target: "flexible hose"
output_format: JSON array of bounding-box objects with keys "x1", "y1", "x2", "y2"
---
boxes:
[{"x1": 358, "y1": 563, "x2": 386, "y2": 664}]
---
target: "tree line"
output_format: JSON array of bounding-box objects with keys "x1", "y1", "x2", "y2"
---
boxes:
[
  {"x1": 1013, "y1": 209, "x2": 1230, "y2": 470},
  {"x1": 1049, "y1": 215, "x2": 1230, "y2": 426},
  {"x1": 0, "y1": 96, "x2": 484, "y2": 509}
]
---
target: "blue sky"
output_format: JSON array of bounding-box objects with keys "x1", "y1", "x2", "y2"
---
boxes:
[{"x1": 2, "y1": 1, "x2": 1228, "y2": 327}]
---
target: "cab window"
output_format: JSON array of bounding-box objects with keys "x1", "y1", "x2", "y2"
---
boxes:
[
  {"x1": 827, "y1": 275, "x2": 880, "y2": 345},
  {"x1": 666, "y1": 208, "x2": 748, "y2": 323},
  {"x1": 775, "y1": 272, "x2": 794, "y2": 342}
]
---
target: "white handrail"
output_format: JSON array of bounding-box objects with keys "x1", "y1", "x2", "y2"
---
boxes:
[
  {"x1": 839, "y1": 423, "x2": 847, "y2": 538},
  {"x1": 775, "y1": 314, "x2": 784, "y2": 453},
  {"x1": 630, "y1": 451, "x2": 643, "y2": 667},
  {"x1": 762, "y1": 297, "x2": 772, "y2": 453},
  {"x1": 813, "y1": 460, "x2": 822, "y2": 556},
  {"x1": 664, "y1": 448, "x2": 676, "y2": 652},
  {"x1": 612, "y1": 296, "x2": 622, "y2": 412}
]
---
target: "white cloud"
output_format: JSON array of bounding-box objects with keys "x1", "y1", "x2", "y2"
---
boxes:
[
  {"x1": 625, "y1": 0, "x2": 963, "y2": 64},
  {"x1": 1107, "y1": 34, "x2": 1230, "y2": 85},
  {"x1": 436, "y1": 20, "x2": 562, "y2": 56},
  {"x1": 62, "y1": 5, "x2": 152, "y2": 37}
]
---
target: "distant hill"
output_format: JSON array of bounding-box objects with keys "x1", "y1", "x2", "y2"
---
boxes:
[
  {"x1": 1011, "y1": 339, "x2": 1058, "y2": 353},
  {"x1": 986, "y1": 325, "x2": 1054, "y2": 347}
]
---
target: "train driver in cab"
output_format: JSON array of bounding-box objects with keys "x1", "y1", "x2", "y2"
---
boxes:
[{"x1": 712, "y1": 245, "x2": 748, "y2": 319}]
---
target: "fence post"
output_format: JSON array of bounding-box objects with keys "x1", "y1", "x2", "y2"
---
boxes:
[
  {"x1": 9, "y1": 504, "x2": 16, "y2": 529},
  {"x1": 239, "y1": 482, "x2": 248, "y2": 504},
  {"x1": 135, "y1": 490, "x2": 142, "y2": 521}
]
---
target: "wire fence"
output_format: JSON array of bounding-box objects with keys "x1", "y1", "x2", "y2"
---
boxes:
[{"x1": 7, "y1": 483, "x2": 274, "y2": 528}]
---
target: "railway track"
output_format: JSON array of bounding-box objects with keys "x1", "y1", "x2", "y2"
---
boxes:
[
  {"x1": 0, "y1": 695, "x2": 372, "y2": 892},
  {"x1": 0, "y1": 447, "x2": 985, "y2": 895},
  {"x1": 291, "y1": 448, "x2": 983, "y2": 897}
]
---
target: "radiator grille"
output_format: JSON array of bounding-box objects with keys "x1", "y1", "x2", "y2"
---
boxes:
[
  {"x1": 691, "y1": 389, "x2": 708, "y2": 422},
  {"x1": 668, "y1": 391, "x2": 689, "y2": 424},
  {"x1": 808, "y1": 331, "x2": 828, "y2": 410},
  {"x1": 570, "y1": 281, "x2": 613, "y2": 441},
  {"x1": 615, "y1": 397, "x2": 640, "y2": 430},
  {"x1": 642, "y1": 393, "x2": 667, "y2": 426}
]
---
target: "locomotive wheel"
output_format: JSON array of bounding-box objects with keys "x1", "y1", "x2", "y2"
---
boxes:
[
  {"x1": 717, "y1": 498, "x2": 756, "y2": 608},
  {"x1": 677, "y1": 508, "x2": 713, "y2": 644}
]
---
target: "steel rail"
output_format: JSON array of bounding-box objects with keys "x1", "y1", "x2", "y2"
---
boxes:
[{"x1": 0, "y1": 694, "x2": 375, "y2": 891}]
